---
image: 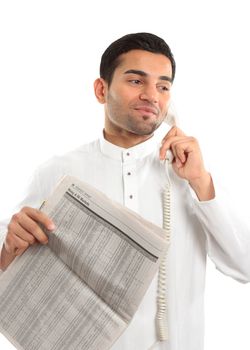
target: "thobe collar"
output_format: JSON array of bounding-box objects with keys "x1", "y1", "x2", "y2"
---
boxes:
[{"x1": 99, "y1": 130, "x2": 159, "y2": 162}]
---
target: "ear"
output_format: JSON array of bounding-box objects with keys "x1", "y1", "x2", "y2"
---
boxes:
[{"x1": 94, "y1": 78, "x2": 108, "y2": 104}]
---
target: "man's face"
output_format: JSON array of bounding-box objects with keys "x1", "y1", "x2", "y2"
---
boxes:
[{"x1": 104, "y1": 50, "x2": 173, "y2": 136}]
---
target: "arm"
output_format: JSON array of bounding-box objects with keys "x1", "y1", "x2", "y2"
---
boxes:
[
  {"x1": 160, "y1": 126, "x2": 250, "y2": 283},
  {"x1": 191, "y1": 185, "x2": 250, "y2": 283}
]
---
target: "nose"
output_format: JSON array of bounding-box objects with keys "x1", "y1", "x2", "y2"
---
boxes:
[{"x1": 139, "y1": 84, "x2": 158, "y2": 104}]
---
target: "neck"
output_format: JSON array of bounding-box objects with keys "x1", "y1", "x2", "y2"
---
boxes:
[{"x1": 103, "y1": 129, "x2": 153, "y2": 148}]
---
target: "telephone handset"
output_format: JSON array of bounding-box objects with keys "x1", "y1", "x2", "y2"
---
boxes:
[{"x1": 164, "y1": 102, "x2": 177, "y2": 164}]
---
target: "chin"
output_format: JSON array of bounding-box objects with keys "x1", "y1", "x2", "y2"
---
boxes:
[
  {"x1": 131, "y1": 124, "x2": 161, "y2": 136},
  {"x1": 129, "y1": 129, "x2": 155, "y2": 137}
]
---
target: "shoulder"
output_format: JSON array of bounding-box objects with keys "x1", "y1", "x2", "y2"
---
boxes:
[
  {"x1": 65, "y1": 139, "x2": 101, "y2": 161},
  {"x1": 32, "y1": 139, "x2": 100, "y2": 191},
  {"x1": 38, "y1": 139, "x2": 100, "y2": 172}
]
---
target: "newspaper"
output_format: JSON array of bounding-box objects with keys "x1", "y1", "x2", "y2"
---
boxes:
[{"x1": 0, "y1": 175, "x2": 169, "y2": 350}]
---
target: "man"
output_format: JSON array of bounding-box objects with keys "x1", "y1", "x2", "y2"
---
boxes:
[{"x1": 0, "y1": 32, "x2": 250, "y2": 349}]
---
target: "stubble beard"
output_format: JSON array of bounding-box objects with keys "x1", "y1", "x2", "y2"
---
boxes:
[
  {"x1": 125, "y1": 114, "x2": 163, "y2": 135},
  {"x1": 106, "y1": 93, "x2": 167, "y2": 136}
]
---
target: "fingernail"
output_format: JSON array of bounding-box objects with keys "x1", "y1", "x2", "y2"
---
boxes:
[{"x1": 48, "y1": 223, "x2": 56, "y2": 231}]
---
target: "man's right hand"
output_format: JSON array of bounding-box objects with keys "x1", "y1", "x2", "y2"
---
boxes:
[{"x1": 0, "y1": 206, "x2": 55, "y2": 271}]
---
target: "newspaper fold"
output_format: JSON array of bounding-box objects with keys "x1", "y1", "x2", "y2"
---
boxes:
[{"x1": 0, "y1": 175, "x2": 169, "y2": 350}]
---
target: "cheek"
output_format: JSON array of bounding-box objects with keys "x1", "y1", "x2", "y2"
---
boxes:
[
  {"x1": 160, "y1": 95, "x2": 171, "y2": 113},
  {"x1": 112, "y1": 84, "x2": 137, "y2": 104},
  {"x1": 108, "y1": 88, "x2": 125, "y2": 106},
  {"x1": 106, "y1": 91, "x2": 126, "y2": 118}
]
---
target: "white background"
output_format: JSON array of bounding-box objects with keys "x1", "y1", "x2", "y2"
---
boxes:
[{"x1": 0, "y1": 0, "x2": 250, "y2": 349}]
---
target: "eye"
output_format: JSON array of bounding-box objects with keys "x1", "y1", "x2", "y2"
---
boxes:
[
  {"x1": 158, "y1": 85, "x2": 171, "y2": 92},
  {"x1": 128, "y1": 79, "x2": 142, "y2": 85}
]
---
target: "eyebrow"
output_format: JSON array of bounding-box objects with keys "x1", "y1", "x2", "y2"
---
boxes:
[{"x1": 124, "y1": 69, "x2": 173, "y2": 83}]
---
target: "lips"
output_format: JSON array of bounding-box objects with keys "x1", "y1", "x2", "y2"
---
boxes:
[{"x1": 134, "y1": 105, "x2": 158, "y2": 115}]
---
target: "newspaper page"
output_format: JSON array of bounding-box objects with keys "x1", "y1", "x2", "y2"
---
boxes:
[{"x1": 0, "y1": 175, "x2": 169, "y2": 350}]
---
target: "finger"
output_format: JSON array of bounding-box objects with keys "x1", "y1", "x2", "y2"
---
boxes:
[
  {"x1": 15, "y1": 246, "x2": 30, "y2": 256},
  {"x1": 17, "y1": 213, "x2": 49, "y2": 244},
  {"x1": 171, "y1": 141, "x2": 188, "y2": 164},
  {"x1": 21, "y1": 207, "x2": 55, "y2": 231},
  {"x1": 161, "y1": 126, "x2": 186, "y2": 143},
  {"x1": 8, "y1": 221, "x2": 37, "y2": 245},
  {"x1": 171, "y1": 138, "x2": 199, "y2": 167},
  {"x1": 159, "y1": 135, "x2": 187, "y2": 160},
  {"x1": 5, "y1": 233, "x2": 30, "y2": 256},
  {"x1": 160, "y1": 127, "x2": 188, "y2": 160},
  {"x1": 171, "y1": 138, "x2": 197, "y2": 158}
]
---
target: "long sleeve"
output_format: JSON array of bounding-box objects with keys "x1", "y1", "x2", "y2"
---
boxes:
[{"x1": 191, "y1": 184, "x2": 250, "y2": 283}]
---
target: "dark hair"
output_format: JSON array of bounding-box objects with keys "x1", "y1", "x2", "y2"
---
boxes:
[{"x1": 100, "y1": 32, "x2": 176, "y2": 86}]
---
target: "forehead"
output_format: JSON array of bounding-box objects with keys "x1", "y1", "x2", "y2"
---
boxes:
[{"x1": 115, "y1": 49, "x2": 172, "y2": 78}]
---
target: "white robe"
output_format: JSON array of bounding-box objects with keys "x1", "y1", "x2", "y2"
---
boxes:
[{"x1": 1, "y1": 134, "x2": 250, "y2": 350}]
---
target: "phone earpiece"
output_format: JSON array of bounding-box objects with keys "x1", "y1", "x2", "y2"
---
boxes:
[
  {"x1": 164, "y1": 100, "x2": 178, "y2": 127},
  {"x1": 164, "y1": 101, "x2": 178, "y2": 164},
  {"x1": 164, "y1": 112, "x2": 176, "y2": 127}
]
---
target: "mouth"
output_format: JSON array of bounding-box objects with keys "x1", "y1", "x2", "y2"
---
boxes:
[{"x1": 134, "y1": 106, "x2": 158, "y2": 116}]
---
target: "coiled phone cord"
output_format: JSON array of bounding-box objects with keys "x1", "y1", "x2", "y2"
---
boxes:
[
  {"x1": 149, "y1": 158, "x2": 172, "y2": 349},
  {"x1": 156, "y1": 185, "x2": 171, "y2": 341}
]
